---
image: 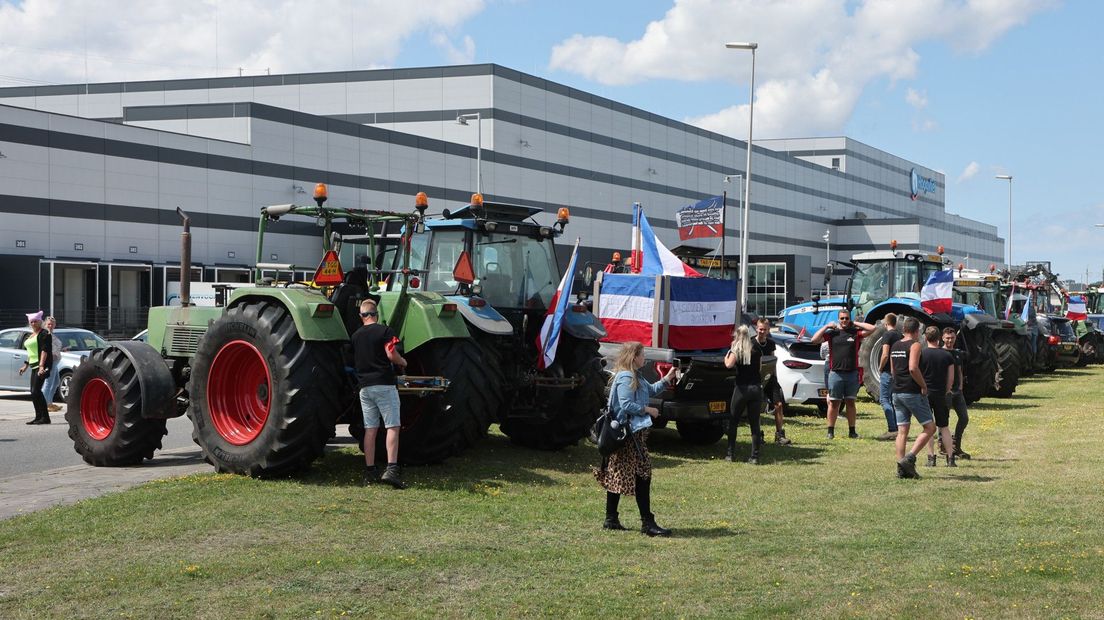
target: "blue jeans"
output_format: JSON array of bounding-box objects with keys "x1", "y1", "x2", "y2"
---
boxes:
[
  {"x1": 42, "y1": 362, "x2": 61, "y2": 403},
  {"x1": 879, "y1": 371, "x2": 897, "y2": 432},
  {"x1": 359, "y1": 385, "x2": 401, "y2": 429},
  {"x1": 893, "y1": 392, "x2": 933, "y2": 426}
]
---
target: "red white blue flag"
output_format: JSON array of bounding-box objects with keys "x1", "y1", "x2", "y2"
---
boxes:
[
  {"x1": 1067, "y1": 295, "x2": 1088, "y2": 321},
  {"x1": 536, "y1": 237, "x2": 581, "y2": 370},
  {"x1": 675, "y1": 196, "x2": 724, "y2": 240},
  {"x1": 631, "y1": 203, "x2": 702, "y2": 277},
  {"x1": 920, "y1": 269, "x2": 954, "y2": 314}
]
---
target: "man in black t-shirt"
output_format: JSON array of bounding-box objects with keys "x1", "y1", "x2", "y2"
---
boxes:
[
  {"x1": 352, "y1": 299, "x2": 408, "y2": 488},
  {"x1": 875, "y1": 313, "x2": 901, "y2": 441},
  {"x1": 811, "y1": 311, "x2": 876, "y2": 439},
  {"x1": 755, "y1": 318, "x2": 792, "y2": 446},
  {"x1": 919, "y1": 327, "x2": 956, "y2": 467}
]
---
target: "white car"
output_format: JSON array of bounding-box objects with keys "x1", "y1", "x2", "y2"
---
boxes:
[
  {"x1": 0, "y1": 327, "x2": 107, "y2": 402},
  {"x1": 770, "y1": 327, "x2": 828, "y2": 415}
]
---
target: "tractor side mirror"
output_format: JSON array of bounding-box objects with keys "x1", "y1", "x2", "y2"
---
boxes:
[
  {"x1": 823, "y1": 263, "x2": 834, "y2": 287},
  {"x1": 583, "y1": 265, "x2": 594, "y2": 287}
]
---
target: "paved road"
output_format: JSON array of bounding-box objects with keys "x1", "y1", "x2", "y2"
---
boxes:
[
  {"x1": 0, "y1": 392, "x2": 197, "y2": 478},
  {"x1": 0, "y1": 391, "x2": 209, "y2": 520}
]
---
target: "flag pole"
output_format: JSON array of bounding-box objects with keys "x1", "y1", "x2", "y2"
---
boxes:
[{"x1": 720, "y1": 190, "x2": 727, "y2": 280}]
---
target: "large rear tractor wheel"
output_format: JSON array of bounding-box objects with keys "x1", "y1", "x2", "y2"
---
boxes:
[
  {"x1": 990, "y1": 335, "x2": 1022, "y2": 398},
  {"x1": 188, "y1": 300, "x2": 342, "y2": 477},
  {"x1": 66, "y1": 347, "x2": 168, "y2": 466},
  {"x1": 858, "y1": 323, "x2": 887, "y2": 401},
  {"x1": 396, "y1": 338, "x2": 498, "y2": 464},
  {"x1": 499, "y1": 337, "x2": 605, "y2": 451},
  {"x1": 1017, "y1": 337, "x2": 1035, "y2": 377},
  {"x1": 961, "y1": 327, "x2": 997, "y2": 405},
  {"x1": 1078, "y1": 338, "x2": 1097, "y2": 366}
]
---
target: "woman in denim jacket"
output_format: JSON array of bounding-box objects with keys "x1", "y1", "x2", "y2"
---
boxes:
[{"x1": 594, "y1": 341, "x2": 677, "y2": 537}]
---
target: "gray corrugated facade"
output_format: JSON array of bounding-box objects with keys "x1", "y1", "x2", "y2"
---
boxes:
[{"x1": 0, "y1": 63, "x2": 1003, "y2": 331}]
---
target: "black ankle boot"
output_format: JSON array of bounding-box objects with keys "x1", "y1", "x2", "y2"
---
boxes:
[
  {"x1": 603, "y1": 517, "x2": 628, "y2": 530},
  {"x1": 953, "y1": 435, "x2": 971, "y2": 459},
  {"x1": 747, "y1": 433, "x2": 762, "y2": 465},
  {"x1": 641, "y1": 515, "x2": 672, "y2": 537}
]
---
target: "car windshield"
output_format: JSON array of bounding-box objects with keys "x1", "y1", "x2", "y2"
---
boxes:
[
  {"x1": 57, "y1": 331, "x2": 105, "y2": 351},
  {"x1": 1055, "y1": 320, "x2": 1075, "y2": 339}
]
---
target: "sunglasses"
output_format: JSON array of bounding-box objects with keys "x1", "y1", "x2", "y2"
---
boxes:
[{"x1": 359, "y1": 311, "x2": 378, "y2": 317}]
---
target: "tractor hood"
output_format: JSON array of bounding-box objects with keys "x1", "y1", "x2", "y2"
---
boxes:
[{"x1": 779, "y1": 295, "x2": 993, "y2": 330}]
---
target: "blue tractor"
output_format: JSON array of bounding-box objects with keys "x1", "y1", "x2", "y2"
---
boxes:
[{"x1": 779, "y1": 247, "x2": 998, "y2": 404}]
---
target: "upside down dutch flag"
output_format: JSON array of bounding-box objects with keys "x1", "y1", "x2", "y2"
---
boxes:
[
  {"x1": 631, "y1": 203, "x2": 702, "y2": 277},
  {"x1": 536, "y1": 237, "x2": 581, "y2": 370},
  {"x1": 920, "y1": 269, "x2": 954, "y2": 314},
  {"x1": 1067, "y1": 295, "x2": 1088, "y2": 321}
]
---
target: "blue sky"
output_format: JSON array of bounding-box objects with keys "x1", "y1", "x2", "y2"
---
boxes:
[{"x1": 1, "y1": 0, "x2": 1100, "y2": 282}]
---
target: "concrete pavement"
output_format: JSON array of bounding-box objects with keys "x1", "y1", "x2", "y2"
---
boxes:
[{"x1": 0, "y1": 391, "x2": 210, "y2": 521}]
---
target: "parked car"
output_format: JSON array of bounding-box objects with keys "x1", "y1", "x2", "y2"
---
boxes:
[
  {"x1": 771, "y1": 325, "x2": 828, "y2": 415},
  {"x1": 0, "y1": 327, "x2": 107, "y2": 401},
  {"x1": 1036, "y1": 316, "x2": 1080, "y2": 371}
]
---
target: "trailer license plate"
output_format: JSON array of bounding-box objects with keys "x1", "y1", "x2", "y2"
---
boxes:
[
  {"x1": 709, "y1": 401, "x2": 727, "y2": 413},
  {"x1": 818, "y1": 388, "x2": 829, "y2": 397}
]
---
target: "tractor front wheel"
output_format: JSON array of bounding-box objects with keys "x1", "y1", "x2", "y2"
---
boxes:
[
  {"x1": 499, "y1": 337, "x2": 605, "y2": 451},
  {"x1": 66, "y1": 347, "x2": 168, "y2": 466}
]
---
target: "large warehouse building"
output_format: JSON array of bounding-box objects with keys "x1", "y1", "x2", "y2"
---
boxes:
[{"x1": 0, "y1": 63, "x2": 1003, "y2": 335}]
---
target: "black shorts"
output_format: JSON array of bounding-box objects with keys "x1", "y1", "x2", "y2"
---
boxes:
[{"x1": 928, "y1": 393, "x2": 951, "y2": 428}]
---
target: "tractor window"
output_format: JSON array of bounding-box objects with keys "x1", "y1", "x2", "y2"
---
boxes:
[
  {"x1": 473, "y1": 233, "x2": 558, "y2": 309},
  {"x1": 852, "y1": 262, "x2": 890, "y2": 303},
  {"x1": 894, "y1": 262, "x2": 921, "y2": 299},
  {"x1": 386, "y1": 233, "x2": 429, "y2": 291},
  {"x1": 426, "y1": 230, "x2": 467, "y2": 293}
]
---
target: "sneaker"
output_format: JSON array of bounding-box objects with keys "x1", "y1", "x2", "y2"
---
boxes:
[
  {"x1": 876, "y1": 431, "x2": 897, "y2": 441},
  {"x1": 47, "y1": 404, "x2": 62, "y2": 412},
  {"x1": 897, "y1": 454, "x2": 920, "y2": 479},
  {"x1": 361, "y1": 466, "x2": 379, "y2": 486},
  {"x1": 946, "y1": 455, "x2": 958, "y2": 468},
  {"x1": 380, "y1": 465, "x2": 407, "y2": 490},
  {"x1": 848, "y1": 430, "x2": 859, "y2": 439},
  {"x1": 826, "y1": 428, "x2": 835, "y2": 440},
  {"x1": 774, "y1": 432, "x2": 792, "y2": 446},
  {"x1": 926, "y1": 454, "x2": 937, "y2": 467}
]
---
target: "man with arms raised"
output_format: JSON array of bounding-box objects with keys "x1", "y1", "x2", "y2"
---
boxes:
[{"x1": 811, "y1": 310, "x2": 876, "y2": 439}]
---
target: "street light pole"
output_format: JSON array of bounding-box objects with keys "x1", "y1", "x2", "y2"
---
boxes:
[
  {"x1": 823, "y1": 229, "x2": 830, "y2": 296},
  {"x1": 726, "y1": 41, "x2": 757, "y2": 317},
  {"x1": 996, "y1": 174, "x2": 1013, "y2": 268},
  {"x1": 457, "y1": 112, "x2": 482, "y2": 194}
]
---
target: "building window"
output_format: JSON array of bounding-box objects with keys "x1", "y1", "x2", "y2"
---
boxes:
[
  {"x1": 747, "y1": 262, "x2": 787, "y2": 317},
  {"x1": 831, "y1": 157, "x2": 840, "y2": 170}
]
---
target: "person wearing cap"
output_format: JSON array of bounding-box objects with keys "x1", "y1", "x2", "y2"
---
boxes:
[{"x1": 18, "y1": 311, "x2": 54, "y2": 424}]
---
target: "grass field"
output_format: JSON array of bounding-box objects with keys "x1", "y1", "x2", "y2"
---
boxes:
[{"x1": 1, "y1": 365, "x2": 1102, "y2": 619}]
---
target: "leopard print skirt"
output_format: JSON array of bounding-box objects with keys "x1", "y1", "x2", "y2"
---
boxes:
[{"x1": 593, "y1": 429, "x2": 652, "y2": 496}]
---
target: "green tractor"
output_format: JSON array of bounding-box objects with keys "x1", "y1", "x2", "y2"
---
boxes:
[
  {"x1": 952, "y1": 268, "x2": 1025, "y2": 396},
  {"x1": 65, "y1": 188, "x2": 605, "y2": 476}
]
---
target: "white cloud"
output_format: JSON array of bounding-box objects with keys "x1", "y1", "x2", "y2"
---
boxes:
[
  {"x1": 957, "y1": 161, "x2": 980, "y2": 182},
  {"x1": 433, "y1": 33, "x2": 476, "y2": 65},
  {"x1": 550, "y1": 0, "x2": 1055, "y2": 139},
  {"x1": 905, "y1": 87, "x2": 927, "y2": 109},
  {"x1": 0, "y1": 0, "x2": 485, "y2": 85}
]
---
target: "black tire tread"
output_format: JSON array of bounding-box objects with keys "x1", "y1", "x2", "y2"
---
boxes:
[
  {"x1": 66, "y1": 347, "x2": 168, "y2": 466},
  {"x1": 991, "y1": 335, "x2": 1021, "y2": 398}
]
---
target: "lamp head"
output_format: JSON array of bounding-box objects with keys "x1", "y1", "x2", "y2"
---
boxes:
[{"x1": 725, "y1": 41, "x2": 758, "y2": 50}]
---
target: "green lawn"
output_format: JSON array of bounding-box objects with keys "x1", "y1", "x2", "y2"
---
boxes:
[{"x1": 2, "y1": 366, "x2": 1102, "y2": 619}]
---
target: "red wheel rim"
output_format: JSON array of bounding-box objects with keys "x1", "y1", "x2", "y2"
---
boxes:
[
  {"x1": 80, "y1": 377, "x2": 115, "y2": 441},
  {"x1": 207, "y1": 340, "x2": 271, "y2": 445}
]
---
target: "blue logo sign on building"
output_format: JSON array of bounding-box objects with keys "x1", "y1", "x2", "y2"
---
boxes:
[{"x1": 910, "y1": 168, "x2": 937, "y2": 201}]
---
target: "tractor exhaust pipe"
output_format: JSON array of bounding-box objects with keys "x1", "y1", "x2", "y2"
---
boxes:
[{"x1": 177, "y1": 207, "x2": 192, "y2": 308}]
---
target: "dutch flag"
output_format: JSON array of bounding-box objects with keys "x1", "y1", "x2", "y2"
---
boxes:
[
  {"x1": 1067, "y1": 295, "x2": 1088, "y2": 321},
  {"x1": 631, "y1": 203, "x2": 702, "y2": 277},
  {"x1": 920, "y1": 269, "x2": 954, "y2": 315},
  {"x1": 536, "y1": 237, "x2": 581, "y2": 370}
]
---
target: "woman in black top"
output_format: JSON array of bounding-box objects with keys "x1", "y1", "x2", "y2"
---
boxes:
[{"x1": 723, "y1": 325, "x2": 763, "y2": 464}]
